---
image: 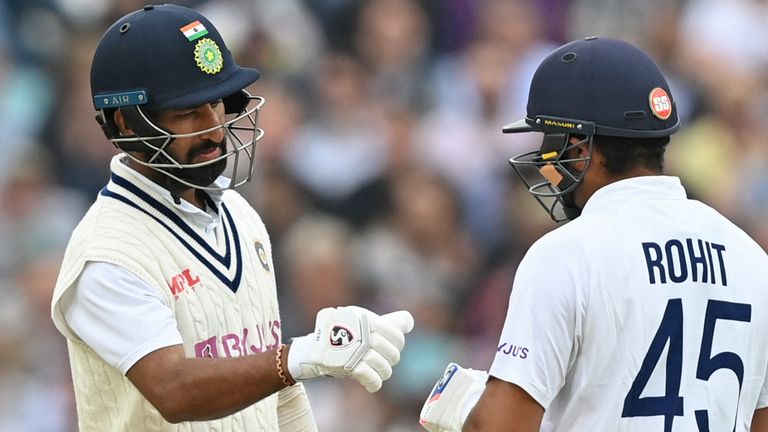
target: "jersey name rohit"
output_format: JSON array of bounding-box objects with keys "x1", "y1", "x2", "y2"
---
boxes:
[{"x1": 642, "y1": 237, "x2": 727, "y2": 286}]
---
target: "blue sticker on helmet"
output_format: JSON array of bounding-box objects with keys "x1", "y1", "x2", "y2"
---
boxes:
[{"x1": 94, "y1": 90, "x2": 148, "y2": 109}]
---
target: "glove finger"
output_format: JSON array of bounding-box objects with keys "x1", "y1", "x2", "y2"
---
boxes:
[
  {"x1": 352, "y1": 361, "x2": 383, "y2": 392},
  {"x1": 381, "y1": 310, "x2": 414, "y2": 334},
  {"x1": 368, "y1": 315, "x2": 406, "y2": 351},
  {"x1": 363, "y1": 349, "x2": 393, "y2": 381},
  {"x1": 370, "y1": 333, "x2": 401, "y2": 366}
]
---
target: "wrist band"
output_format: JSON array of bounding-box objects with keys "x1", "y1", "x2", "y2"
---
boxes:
[{"x1": 276, "y1": 344, "x2": 296, "y2": 386}]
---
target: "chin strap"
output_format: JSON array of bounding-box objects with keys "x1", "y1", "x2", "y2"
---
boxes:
[
  {"x1": 564, "y1": 207, "x2": 582, "y2": 220},
  {"x1": 557, "y1": 168, "x2": 582, "y2": 221}
]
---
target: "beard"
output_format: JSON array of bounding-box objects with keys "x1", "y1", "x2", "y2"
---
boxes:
[
  {"x1": 172, "y1": 137, "x2": 228, "y2": 187},
  {"x1": 146, "y1": 136, "x2": 229, "y2": 192}
]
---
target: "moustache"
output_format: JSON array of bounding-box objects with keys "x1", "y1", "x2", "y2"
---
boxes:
[{"x1": 189, "y1": 138, "x2": 227, "y2": 159}]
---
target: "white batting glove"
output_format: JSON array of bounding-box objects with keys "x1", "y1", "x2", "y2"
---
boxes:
[
  {"x1": 419, "y1": 363, "x2": 488, "y2": 432},
  {"x1": 288, "y1": 306, "x2": 414, "y2": 392}
]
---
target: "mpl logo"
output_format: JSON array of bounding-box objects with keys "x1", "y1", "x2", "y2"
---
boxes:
[
  {"x1": 169, "y1": 268, "x2": 202, "y2": 300},
  {"x1": 329, "y1": 325, "x2": 354, "y2": 347}
]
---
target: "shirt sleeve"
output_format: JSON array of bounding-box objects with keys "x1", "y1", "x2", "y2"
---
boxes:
[
  {"x1": 488, "y1": 230, "x2": 586, "y2": 409},
  {"x1": 59, "y1": 261, "x2": 184, "y2": 374}
]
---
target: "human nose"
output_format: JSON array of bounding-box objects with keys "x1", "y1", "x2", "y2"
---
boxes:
[{"x1": 198, "y1": 104, "x2": 225, "y2": 142}]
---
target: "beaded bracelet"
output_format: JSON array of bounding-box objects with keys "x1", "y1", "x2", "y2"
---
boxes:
[{"x1": 276, "y1": 344, "x2": 296, "y2": 387}]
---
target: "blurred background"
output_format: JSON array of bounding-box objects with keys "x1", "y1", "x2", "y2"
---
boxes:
[{"x1": 0, "y1": 0, "x2": 766, "y2": 430}]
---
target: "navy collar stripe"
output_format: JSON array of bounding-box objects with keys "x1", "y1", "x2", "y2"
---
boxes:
[
  {"x1": 99, "y1": 188, "x2": 244, "y2": 293},
  {"x1": 110, "y1": 173, "x2": 231, "y2": 266},
  {"x1": 221, "y1": 204, "x2": 244, "y2": 291}
]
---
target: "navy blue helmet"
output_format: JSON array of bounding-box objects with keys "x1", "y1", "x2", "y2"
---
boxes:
[
  {"x1": 505, "y1": 37, "x2": 679, "y2": 221},
  {"x1": 90, "y1": 4, "x2": 265, "y2": 190}
]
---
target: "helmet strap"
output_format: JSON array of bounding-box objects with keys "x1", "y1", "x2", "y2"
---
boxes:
[{"x1": 560, "y1": 191, "x2": 582, "y2": 220}]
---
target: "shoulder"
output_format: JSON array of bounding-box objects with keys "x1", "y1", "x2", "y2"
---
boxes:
[
  {"x1": 220, "y1": 190, "x2": 272, "y2": 242},
  {"x1": 221, "y1": 190, "x2": 258, "y2": 217},
  {"x1": 511, "y1": 218, "x2": 605, "y2": 312},
  {"x1": 514, "y1": 222, "x2": 591, "y2": 298},
  {"x1": 522, "y1": 221, "x2": 590, "y2": 268},
  {"x1": 63, "y1": 193, "x2": 167, "y2": 275},
  {"x1": 690, "y1": 199, "x2": 767, "y2": 257},
  {"x1": 65, "y1": 194, "x2": 119, "y2": 249}
]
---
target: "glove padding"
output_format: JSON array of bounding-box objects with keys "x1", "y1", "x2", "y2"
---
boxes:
[
  {"x1": 419, "y1": 363, "x2": 488, "y2": 432},
  {"x1": 288, "y1": 306, "x2": 414, "y2": 392}
]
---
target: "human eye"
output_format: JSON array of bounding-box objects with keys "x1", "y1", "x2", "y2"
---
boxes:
[{"x1": 167, "y1": 108, "x2": 195, "y2": 119}]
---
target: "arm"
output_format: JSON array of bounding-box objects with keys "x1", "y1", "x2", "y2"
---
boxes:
[
  {"x1": 65, "y1": 263, "x2": 288, "y2": 422},
  {"x1": 126, "y1": 345, "x2": 286, "y2": 423},
  {"x1": 419, "y1": 365, "x2": 542, "y2": 432},
  {"x1": 128, "y1": 308, "x2": 412, "y2": 424},
  {"x1": 65, "y1": 263, "x2": 413, "y2": 423},
  {"x1": 755, "y1": 407, "x2": 768, "y2": 432},
  {"x1": 420, "y1": 234, "x2": 582, "y2": 432},
  {"x1": 463, "y1": 377, "x2": 543, "y2": 432}
]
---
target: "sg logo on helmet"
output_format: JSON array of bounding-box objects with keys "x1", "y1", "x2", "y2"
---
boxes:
[{"x1": 649, "y1": 87, "x2": 672, "y2": 120}]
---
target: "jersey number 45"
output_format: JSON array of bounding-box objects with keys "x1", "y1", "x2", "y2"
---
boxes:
[{"x1": 621, "y1": 298, "x2": 751, "y2": 432}]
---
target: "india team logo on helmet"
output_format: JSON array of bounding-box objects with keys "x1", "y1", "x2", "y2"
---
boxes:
[{"x1": 194, "y1": 38, "x2": 223, "y2": 75}]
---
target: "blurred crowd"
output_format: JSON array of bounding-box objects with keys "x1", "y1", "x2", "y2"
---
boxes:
[{"x1": 0, "y1": 0, "x2": 766, "y2": 430}]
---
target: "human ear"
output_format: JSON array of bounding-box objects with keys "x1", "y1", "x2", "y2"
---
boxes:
[
  {"x1": 566, "y1": 136, "x2": 591, "y2": 171},
  {"x1": 113, "y1": 109, "x2": 135, "y2": 135}
]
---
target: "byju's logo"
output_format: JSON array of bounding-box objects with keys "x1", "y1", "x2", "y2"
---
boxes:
[
  {"x1": 329, "y1": 325, "x2": 354, "y2": 347},
  {"x1": 497, "y1": 342, "x2": 529, "y2": 359}
]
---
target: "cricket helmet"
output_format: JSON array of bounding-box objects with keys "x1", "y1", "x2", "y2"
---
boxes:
[
  {"x1": 90, "y1": 3, "x2": 264, "y2": 191},
  {"x1": 504, "y1": 37, "x2": 679, "y2": 221}
]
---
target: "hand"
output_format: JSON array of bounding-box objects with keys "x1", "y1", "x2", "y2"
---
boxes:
[
  {"x1": 287, "y1": 306, "x2": 414, "y2": 392},
  {"x1": 419, "y1": 363, "x2": 488, "y2": 432}
]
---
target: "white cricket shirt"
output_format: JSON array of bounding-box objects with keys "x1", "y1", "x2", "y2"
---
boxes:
[
  {"x1": 490, "y1": 176, "x2": 768, "y2": 431},
  {"x1": 58, "y1": 162, "x2": 227, "y2": 374},
  {"x1": 50, "y1": 154, "x2": 289, "y2": 431}
]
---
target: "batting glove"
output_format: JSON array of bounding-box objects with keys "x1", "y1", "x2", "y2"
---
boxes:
[
  {"x1": 419, "y1": 363, "x2": 488, "y2": 432},
  {"x1": 287, "y1": 306, "x2": 414, "y2": 392}
]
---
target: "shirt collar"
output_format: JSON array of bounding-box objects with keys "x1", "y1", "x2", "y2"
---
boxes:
[
  {"x1": 581, "y1": 175, "x2": 687, "y2": 216},
  {"x1": 110, "y1": 154, "x2": 228, "y2": 216}
]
